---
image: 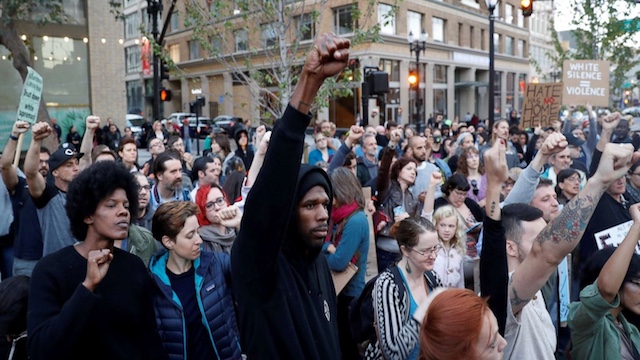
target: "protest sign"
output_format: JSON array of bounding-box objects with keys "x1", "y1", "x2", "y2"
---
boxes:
[
  {"x1": 16, "y1": 67, "x2": 43, "y2": 125},
  {"x1": 562, "y1": 60, "x2": 609, "y2": 106},
  {"x1": 593, "y1": 220, "x2": 640, "y2": 254},
  {"x1": 520, "y1": 82, "x2": 563, "y2": 130}
]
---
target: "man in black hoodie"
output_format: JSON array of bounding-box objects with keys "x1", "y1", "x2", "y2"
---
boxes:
[{"x1": 231, "y1": 33, "x2": 349, "y2": 360}]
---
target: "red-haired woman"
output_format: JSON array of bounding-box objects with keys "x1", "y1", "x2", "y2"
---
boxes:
[
  {"x1": 194, "y1": 184, "x2": 242, "y2": 254},
  {"x1": 420, "y1": 288, "x2": 506, "y2": 360}
]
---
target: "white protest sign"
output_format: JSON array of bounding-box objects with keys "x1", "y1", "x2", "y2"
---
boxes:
[
  {"x1": 593, "y1": 220, "x2": 640, "y2": 254},
  {"x1": 16, "y1": 67, "x2": 43, "y2": 124},
  {"x1": 562, "y1": 60, "x2": 610, "y2": 106}
]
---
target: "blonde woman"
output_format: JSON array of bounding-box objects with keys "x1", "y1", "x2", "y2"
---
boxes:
[{"x1": 432, "y1": 205, "x2": 466, "y2": 288}]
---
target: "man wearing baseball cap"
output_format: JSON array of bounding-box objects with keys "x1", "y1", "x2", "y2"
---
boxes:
[{"x1": 24, "y1": 122, "x2": 84, "y2": 256}]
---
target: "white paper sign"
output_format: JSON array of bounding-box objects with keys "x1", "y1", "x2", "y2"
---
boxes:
[
  {"x1": 16, "y1": 67, "x2": 43, "y2": 124},
  {"x1": 593, "y1": 220, "x2": 640, "y2": 254}
]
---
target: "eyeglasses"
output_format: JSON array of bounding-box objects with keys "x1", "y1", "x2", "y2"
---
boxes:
[
  {"x1": 205, "y1": 197, "x2": 226, "y2": 210},
  {"x1": 452, "y1": 190, "x2": 468, "y2": 197},
  {"x1": 138, "y1": 185, "x2": 151, "y2": 193},
  {"x1": 150, "y1": 142, "x2": 163, "y2": 148},
  {"x1": 564, "y1": 175, "x2": 581, "y2": 182},
  {"x1": 409, "y1": 245, "x2": 442, "y2": 256}
]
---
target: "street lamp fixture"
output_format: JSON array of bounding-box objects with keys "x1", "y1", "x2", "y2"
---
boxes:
[
  {"x1": 408, "y1": 29, "x2": 428, "y2": 128},
  {"x1": 485, "y1": 0, "x2": 499, "y2": 130}
]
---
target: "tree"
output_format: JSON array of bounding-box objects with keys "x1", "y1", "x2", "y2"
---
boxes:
[
  {"x1": 0, "y1": 0, "x2": 122, "y2": 150},
  {"x1": 168, "y1": 0, "x2": 396, "y2": 123},
  {"x1": 535, "y1": 0, "x2": 640, "y2": 103}
]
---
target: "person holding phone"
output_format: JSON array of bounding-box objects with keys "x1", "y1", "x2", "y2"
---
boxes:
[{"x1": 376, "y1": 128, "x2": 421, "y2": 272}]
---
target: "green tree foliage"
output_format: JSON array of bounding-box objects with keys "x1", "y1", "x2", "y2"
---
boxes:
[
  {"x1": 176, "y1": 0, "x2": 396, "y2": 123},
  {"x1": 540, "y1": 0, "x2": 640, "y2": 97}
]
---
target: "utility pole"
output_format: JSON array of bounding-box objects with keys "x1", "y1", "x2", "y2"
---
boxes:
[{"x1": 147, "y1": 0, "x2": 177, "y2": 121}]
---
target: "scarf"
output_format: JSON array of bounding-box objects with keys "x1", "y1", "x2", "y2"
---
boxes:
[
  {"x1": 198, "y1": 225, "x2": 236, "y2": 254},
  {"x1": 326, "y1": 202, "x2": 361, "y2": 264}
]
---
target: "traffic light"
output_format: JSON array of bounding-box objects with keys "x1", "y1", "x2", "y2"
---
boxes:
[
  {"x1": 521, "y1": 0, "x2": 533, "y2": 17},
  {"x1": 160, "y1": 60, "x2": 170, "y2": 81},
  {"x1": 159, "y1": 87, "x2": 172, "y2": 102},
  {"x1": 408, "y1": 70, "x2": 418, "y2": 89}
]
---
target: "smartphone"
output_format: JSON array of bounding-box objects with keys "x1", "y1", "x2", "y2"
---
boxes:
[{"x1": 393, "y1": 206, "x2": 405, "y2": 216}]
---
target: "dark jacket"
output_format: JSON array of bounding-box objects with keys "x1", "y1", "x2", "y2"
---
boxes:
[
  {"x1": 231, "y1": 106, "x2": 340, "y2": 360},
  {"x1": 233, "y1": 128, "x2": 254, "y2": 170},
  {"x1": 149, "y1": 249, "x2": 242, "y2": 360}
]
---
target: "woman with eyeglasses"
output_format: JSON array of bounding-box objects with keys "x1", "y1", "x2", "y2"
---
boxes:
[
  {"x1": 149, "y1": 201, "x2": 243, "y2": 359},
  {"x1": 365, "y1": 219, "x2": 442, "y2": 360},
  {"x1": 308, "y1": 133, "x2": 335, "y2": 166},
  {"x1": 456, "y1": 147, "x2": 487, "y2": 208},
  {"x1": 555, "y1": 168, "x2": 581, "y2": 206},
  {"x1": 194, "y1": 184, "x2": 242, "y2": 254}
]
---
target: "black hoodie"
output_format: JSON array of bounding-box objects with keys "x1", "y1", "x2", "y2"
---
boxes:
[
  {"x1": 231, "y1": 106, "x2": 340, "y2": 360},
  {"x1": 233, "y1": 128, "x2": 255, "y2": 170}
]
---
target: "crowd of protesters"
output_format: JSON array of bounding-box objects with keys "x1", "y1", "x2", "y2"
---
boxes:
[{"x1": 1, "y1": 33, "x2": 640, "y2": 360}]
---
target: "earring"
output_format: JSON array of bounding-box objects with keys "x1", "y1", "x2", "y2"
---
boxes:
[{"x1": 405, "y1": 260, "x2": 411, "y2": 274}]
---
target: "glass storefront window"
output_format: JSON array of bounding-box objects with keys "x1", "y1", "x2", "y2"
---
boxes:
[
  {"x1": 433, "y1": 89, "x2": 447, "y2": 116},
  {"x1": 433, "y1": 65, "x2": 447, "y2": 84},
  {"x1": 506, "y1": 72, "x2": 515, "y2": 112}
]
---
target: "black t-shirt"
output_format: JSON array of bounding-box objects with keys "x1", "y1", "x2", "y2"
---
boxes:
[{"x1": 166, "y1": 266, "x2": 215, "y2": 360}]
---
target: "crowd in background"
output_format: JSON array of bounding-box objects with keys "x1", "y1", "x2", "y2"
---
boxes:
[{"x1": 1, "y1": 33, "x2": 640, "y2": 360}]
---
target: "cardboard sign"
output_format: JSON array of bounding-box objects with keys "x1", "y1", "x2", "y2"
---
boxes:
[
  {"x1": 562, "y1": 60, "x2": 609, "y2": 106},
  {"x1": 593, "y1": 220, "x2": 640, "y2": 254},
  {"x1": 16, "y1": 67, "x2": 43, "y2": 124},
  {"x1": 520, "y1": 83, "x2": 563, "y2": 129}
]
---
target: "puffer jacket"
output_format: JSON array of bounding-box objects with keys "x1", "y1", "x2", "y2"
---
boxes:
[{"x1": 149, "y1": 249, "x2": 242, "y2": 360}]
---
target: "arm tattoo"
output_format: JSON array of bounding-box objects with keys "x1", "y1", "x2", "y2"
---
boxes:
[
  {"x1": 536, "y1": 193, "x2": 601, "y2": 245},
  {"x1": 510, "y1": 276, "x2": 531, "y2": 308},
  {"x1": 490, "y1": 201, "x2": 497, "y2": 217}
]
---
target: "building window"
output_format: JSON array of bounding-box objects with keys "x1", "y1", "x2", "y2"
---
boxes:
[
  {"x1": 481, "y1": 29, "x2": 486, "y2": 50},
  {"x1": 379, "y1": 59, "x2": 400, "y2": 82},
  {"x1": 209, "y1": 37, "x2": 222, "y2": 57},
  {"x1": 517, "y1": 9, "x2": 524, "y2": 27},
  {"x1": 505, "y1": 4, "x2": 514, "y2": 24},
  {"x1": 168, "y1": 44, "x2": 180, "y2": 63},
  {"x1": 432, "y1": 17, "x2": 445, "y2": 42},
  {"x1": 517, "y1": 39, "x2": 525, "y2": 57},
  {"x1": 234, "y1": 29, "x2": 248, "y2": 52},
  {"x1": 126, "y1": 80, "x2": 143, "y2": 114},
  {"x1": 433, "y1": 89, "x2": 447, "y2": 115},
  {"x1": 334, "y1": 5, "x2": 357, "y2": 35},
  {"x1": 505, "y1": 36, "x2": 513, "y2": 55},
  {"x1": 506, "y1": 72, "x2": 515, "y2": 111},
  {"x1": 170, "y1": 11, "x2": 179, "y2": 32},
  {"x1": 189, "y1": 41, "x2": 200, "y2": 60},
  {"x1": 261, "y1": 24, "x2": 277, "y2": 48},
  {"x1": 493, "y1": 33, "x2": 500, "y2": 53},
  {"x1": 296, "y1": 13, "x2": 316, "y2": 41},
  {"x1": 493, "y1": 71, "x2": 502, "y2": 116},
  {"x1": 124, "y1": 13, "x2": 140, "y2": 40},
  {"x1": 378, "y1": 3, "x2": 396, "y2": 35},
  {"x1": 407, "y1": 11, "x2": 423, "y2": 38},
  {"x1": 458, "y1": 23, "x2": 463, "y2": 46},
  {"x1": 125, "y1": 46, "x2": 141, "y2": 73},
  {"x1": 470, "y1": 26, "x2": 475, "y2": 49},
  {"x1": 433, "y1": 65, "x2": 447, "y2": 84}
]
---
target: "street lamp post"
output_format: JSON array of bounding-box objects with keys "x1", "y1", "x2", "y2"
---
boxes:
[
  {"x1": 486, "y1": 0, "x2": 499, "y2": 130},
  {"x1": 408, "y1": 30, "x2": 428, "y2": 130}
]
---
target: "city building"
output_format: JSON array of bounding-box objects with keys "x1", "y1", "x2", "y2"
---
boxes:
[
  {"x1": 528, "y1": 0, "x2": 558, "y2": 83},
  {"x1": 0, "y1": 0, "x2": 126, "y2": 151},
  {"x1": 140, "y1": 0, "x2": 532, "y2": 129}
]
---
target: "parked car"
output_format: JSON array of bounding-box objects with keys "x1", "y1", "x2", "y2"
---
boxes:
[
  {"x1": 213, "y1": 115, "x2": 243, "y2": 136},
  {"x1": 163, "y1": 113, "x2": 195, "y2": 129},
  {"x1": 185, "y1": 116, "x2": 215, "y2": 138},
  {"x1": 125, "y1": 114, "x2": 144, "y2": 146}
]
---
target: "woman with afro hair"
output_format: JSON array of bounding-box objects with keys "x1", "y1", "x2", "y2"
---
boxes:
[{"x1": 27, "y1": 161, "x2": 165, "y2": 360}]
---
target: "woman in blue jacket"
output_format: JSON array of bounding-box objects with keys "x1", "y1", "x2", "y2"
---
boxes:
[{"x1": 150, "y1": 201, "x2": 242, "y2": 360}]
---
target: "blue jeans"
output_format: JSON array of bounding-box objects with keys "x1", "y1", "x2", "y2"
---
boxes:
[{"x1": 376, "y1": 248, "x2": 400, "y2": 273}]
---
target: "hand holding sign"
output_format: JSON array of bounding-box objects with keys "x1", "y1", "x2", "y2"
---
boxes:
[{"x1": 12, "y1": 121, "x2": 30, "y2": 136}]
